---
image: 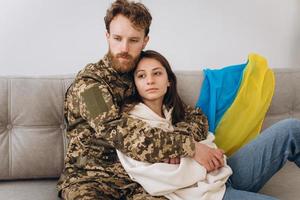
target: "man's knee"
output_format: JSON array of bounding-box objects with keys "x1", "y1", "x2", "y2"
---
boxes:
[
  {"x1": 62, "y1": 188, "x2": 97, "y2": 200},
  {"x1": 61, "y1": 182, "x2": 120, "y2": 200}
]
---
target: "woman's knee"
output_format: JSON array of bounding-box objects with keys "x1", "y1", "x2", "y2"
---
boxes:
[
  {"x1": 271, "y1": 118, "x2": 300, "y2": 133},
  {"x1": 280, "y1": 118, "x2": 300, "y2": 134},
  {"x1": 280, "y1": 118, "x2": 300, "y2": 126}
]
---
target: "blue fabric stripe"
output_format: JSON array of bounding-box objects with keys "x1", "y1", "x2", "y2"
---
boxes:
[{"x1": 196, "y1": 62, "x2": 247, "y2": 133}]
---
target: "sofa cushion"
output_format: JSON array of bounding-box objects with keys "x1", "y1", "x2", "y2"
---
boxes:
[
  {"x1": 260, "y1": 161, "x2": 300, "y2": 200},
  {"x1": 0, "y1": 76, "x2": 73, "y2": 180},
  {"x1": 262, "y1": 68, "x2": 300, "y2": 129},
  {"x1": 0, "y1": 179, "x2": 59, "y2": 200}
]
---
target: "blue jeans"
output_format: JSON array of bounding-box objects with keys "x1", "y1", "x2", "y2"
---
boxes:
[{"x1": 223, "y1": 118, "x2": 300, "y2": 200}]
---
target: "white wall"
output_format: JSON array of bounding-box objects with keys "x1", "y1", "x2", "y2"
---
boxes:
[{"x1": 1, "y1": 0, "x2": 299, "y2": 75}]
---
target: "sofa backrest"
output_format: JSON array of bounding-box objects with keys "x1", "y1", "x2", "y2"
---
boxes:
[
  {"x1": 0, "y1": 68, "x2": 299, "y2": 180},
  {"x1": 0, "y1": 76, "x2": 73, "y2": 180}
]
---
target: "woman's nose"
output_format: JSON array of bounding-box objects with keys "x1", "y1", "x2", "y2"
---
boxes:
[{"x1": 146, "y1": 76, "x2": 154, "y2": 84}]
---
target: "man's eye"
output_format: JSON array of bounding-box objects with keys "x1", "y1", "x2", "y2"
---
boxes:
[
  {"x1": 114, "y1": 37, "x2": 121, "y2": 41},
  {"x1": 130, "y1": 39, "x2": 139, "y2": 43}
]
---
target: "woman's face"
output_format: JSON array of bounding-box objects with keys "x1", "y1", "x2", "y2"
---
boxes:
[{"x1": 134, "y1": 57, "x2": 170, "y2": 105}]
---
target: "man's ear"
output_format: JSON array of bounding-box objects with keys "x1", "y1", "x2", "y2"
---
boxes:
[
  {"x1": 142, "y1": 36, "x2": 149, "y2": 49},
  {"x1": 105, "y1": 32, "x2": 110, "y2": 40}
]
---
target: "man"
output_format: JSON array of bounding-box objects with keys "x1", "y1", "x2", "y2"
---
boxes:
[
  {"x1": 57, "y1": 0, "x2": 214, "y2": 199},
  {"x1": 58, "y1": 0, "x2": 300, "y2": 199}
]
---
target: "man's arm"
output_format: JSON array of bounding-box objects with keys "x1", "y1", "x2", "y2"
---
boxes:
[
  {"x1": 175, "y1": 106, "x2": 225, "y2": 171},
  {"x1": 76, "y1": 79, "x2": 196, "y2": 163},
  {"x1": 175, "y1": 105, "x2": 209, "y2": 142}
]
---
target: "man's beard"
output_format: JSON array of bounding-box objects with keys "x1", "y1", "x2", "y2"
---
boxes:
[{"x1": 107, "y1": 50, "x2": 139, "y2": 73}]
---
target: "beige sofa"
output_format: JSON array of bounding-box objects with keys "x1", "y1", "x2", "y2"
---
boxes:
[{"x1": 0, "y1": 68, "x2": 299, "y2": 200}]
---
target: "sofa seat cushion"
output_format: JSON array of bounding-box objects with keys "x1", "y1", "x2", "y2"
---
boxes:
[
  {"x1": 0, "y1": 163, "x2": 299, "y2": 200},
  {"x1": 260, "y1": 161, "x2": 300, "y2": 200},
  {"x1": 0, "y1": 179, "x2": 59, "y2": 200}
]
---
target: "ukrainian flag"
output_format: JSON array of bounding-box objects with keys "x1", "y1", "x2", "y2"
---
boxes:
[{"x1": 196, "y1": 54, "x2": 275, "y2": 155}]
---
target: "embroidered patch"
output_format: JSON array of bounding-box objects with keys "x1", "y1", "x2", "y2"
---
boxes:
[{"x1": 81, "y1": 87, "x2": 108, "y2": 119}]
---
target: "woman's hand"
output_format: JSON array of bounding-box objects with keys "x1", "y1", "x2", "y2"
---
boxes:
[
  {"x1": 192, "y1": 142, "x2": 225, "y2": 172},
  {"x1": 163, "y1": 157, "x2": 180, "y2": 164}
]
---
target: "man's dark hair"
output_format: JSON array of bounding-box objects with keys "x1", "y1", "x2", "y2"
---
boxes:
[{"x1": 104, "y1": 0, "x2": 152, "y2": 36}]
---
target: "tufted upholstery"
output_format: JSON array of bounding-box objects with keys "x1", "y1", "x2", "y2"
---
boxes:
[
  {"x1": 0, "y1": 76, "x2": 73, "y2": 180},
  {"x1": 0, "y1": 68, "x2": 299, "y2": 200}
]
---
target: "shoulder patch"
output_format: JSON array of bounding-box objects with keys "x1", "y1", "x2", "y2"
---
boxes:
[{"x1": 81, "y1": 87, "x2": 108, "y2": 119}]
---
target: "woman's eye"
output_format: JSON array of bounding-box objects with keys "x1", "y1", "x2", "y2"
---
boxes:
[
  {"x1": 154, "y1": 71, "x2": 162, "y2": 76},
  {"x1": 137, "y1": 74, "x2": 145, "y2": 78}
]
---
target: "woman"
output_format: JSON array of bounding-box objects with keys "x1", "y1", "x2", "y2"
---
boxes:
[
  {"x1": 118, "y1": 50, "x2": 232, "y2": 200},
  {"x1": 118, "y1": 50, "x2": 300, "y2": 200}
]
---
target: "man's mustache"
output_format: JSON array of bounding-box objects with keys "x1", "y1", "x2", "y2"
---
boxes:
[{"x1": 116, "y1": 53, "x2": 132, "y2": 59}]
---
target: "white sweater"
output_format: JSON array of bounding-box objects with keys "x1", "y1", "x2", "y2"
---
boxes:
[{"x1": 117, "y1": 103, "x2": 232, "y2": 200}]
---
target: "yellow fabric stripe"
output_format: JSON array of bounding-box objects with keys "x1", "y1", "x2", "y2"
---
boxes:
[{"x1": 214, "y1": 54, "x2": 275, "y2": 156}]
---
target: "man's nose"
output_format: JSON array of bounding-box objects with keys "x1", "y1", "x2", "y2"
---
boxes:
[{"x1": 121, "y1": 41, "x2": 129, "y2": 52}]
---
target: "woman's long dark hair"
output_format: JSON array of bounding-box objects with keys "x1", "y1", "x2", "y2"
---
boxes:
[{"x1": 125, "y1": 50, "x2": 186, "y2": 124}]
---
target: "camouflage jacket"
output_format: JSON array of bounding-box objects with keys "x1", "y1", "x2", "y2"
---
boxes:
[{"x1": 57, "y1": 54, "x2": 208, "y2": 191}]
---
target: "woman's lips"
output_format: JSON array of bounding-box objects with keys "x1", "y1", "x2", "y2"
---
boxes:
[{"x1": 146, "y1": 88, "x2": 158, "y2": 92}]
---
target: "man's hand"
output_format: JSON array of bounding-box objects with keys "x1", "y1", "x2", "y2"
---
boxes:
[
  {"x1": 163, "y1": 157, "x2": 180, "y2": 164},
  {"x1": 192, "y1": 142, "x2": 225, "y2": 172}
]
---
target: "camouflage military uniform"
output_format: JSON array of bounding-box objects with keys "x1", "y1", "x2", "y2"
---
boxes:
[{"x1": 57, "y1": 54, "x2": 208, "y2": 200}]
